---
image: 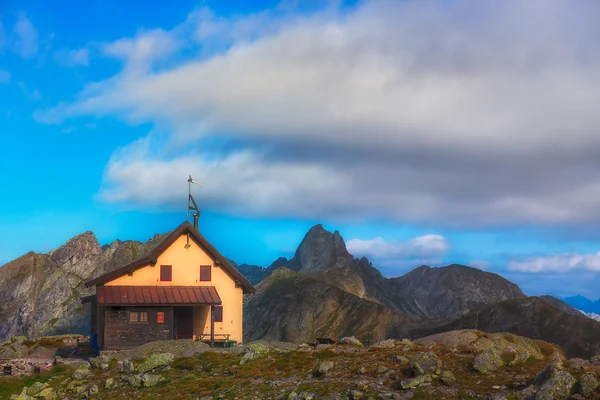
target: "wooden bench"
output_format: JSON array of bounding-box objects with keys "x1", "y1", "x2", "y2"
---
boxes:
[{"x1": 198, "y1": 334, "x2": 237, "y2": 348}]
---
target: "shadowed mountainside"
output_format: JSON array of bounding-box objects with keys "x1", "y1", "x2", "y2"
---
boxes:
[
  {"x1": 412, "y1": 296, "x2": 600, "y2": 358},
  {"x1": 243, "y1": 267, "x2": 426, "y2": 343}
]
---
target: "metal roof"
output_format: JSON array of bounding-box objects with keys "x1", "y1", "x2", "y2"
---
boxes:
[{"x1": 96, "y1": 286, "x2": 221, "y2": 306}]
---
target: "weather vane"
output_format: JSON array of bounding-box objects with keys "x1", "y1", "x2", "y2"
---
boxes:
[{"x1": 185, "y1": 175, "x2": 204, "y2": 248}]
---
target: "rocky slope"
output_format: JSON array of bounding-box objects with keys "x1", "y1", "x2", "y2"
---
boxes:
[
  {"x1": 414, "y1": 296, "x2": 600, "y2": 358},
  {"x1": 387, "y1": 264, "x2": 526, "y2": 320},
  {"x1": 243, "y1": 267, "x2": 425, "y2": 343},
  {"x1": 540, "y1": 295, "x2": 586, "y2": 318},
  {"x1": 0, "y1": 232, "x2": 167, "y2": 342},
  {"x1": 5, "y1": 331, "x2": 598, "y2": 400}
]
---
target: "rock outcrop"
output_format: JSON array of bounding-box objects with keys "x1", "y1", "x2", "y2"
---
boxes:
[
  {"x1": 417, "y1": 297, "x2": 600, "y2": 358},
  {"x1": 0, "y1": 231, "x2": 168, "y2": 342}
]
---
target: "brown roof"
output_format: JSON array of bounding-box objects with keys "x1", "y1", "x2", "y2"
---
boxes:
[
  {"x1": 96, "y1": 286, "x2": 221, "y2": 306},
  {"x1": 85, "y1": 221, "x2": 255, "y2": 293}
]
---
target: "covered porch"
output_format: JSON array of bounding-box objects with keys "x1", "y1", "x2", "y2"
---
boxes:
[{"x1": 92, "y1": 285, "x2": 225, "y2": 350}]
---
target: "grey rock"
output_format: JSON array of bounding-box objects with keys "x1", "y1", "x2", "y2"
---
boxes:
[
  {"x1": 318, "y1": 361, "x2": 335, "y2": 375},
  {"x1": 535, "y1": 370, "x2": 576, "y2": 400},
  {"x1": 72, "y1": 365, "x2": 89, "y2": 380},
  {"x1": 409, "y1": 352, "x2": 442, "y2": 375},
  {"x1": 104, "y1": 378, "x2": 115, "y2": 390},
  {"x1": 135, "y1": 352, "x2": 174, "y2": 373},
  {"x1": 578, "y1": 372, "x2": 599, "y2": 398},
  {"x1": 122, "y1": 359, "x2": 135, "y2": 373},
  {"x1": 88, "y1": 384, "x2": 99, "y2": 396},
  {"x1": 141, "y1": 373, "x2": 163, "y2": 387},
  {"x1": 126, "y1": 374, "x2": 142, "y2": 387},
  {"x1": 375, "y1": 365, "x2": 389, "y2": 374},
  {"x1": 473, "y1": 348, "x2": 504, "y2": 374},
  {"x1": 400, "y1": 374, "x2": 432, "y2": 389},
  {"x1": 337, "y1": 336, "x2": 363, "y2": 347},
  {"x1": 440, "y1": 371, "x2": 457, "y2": 386},
  {"x1": 390, "y1": 355, "x2": 409, "y2": 363}
]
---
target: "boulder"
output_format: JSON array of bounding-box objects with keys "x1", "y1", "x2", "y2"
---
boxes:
[
  {"x1": 26, "y1": 382, "x2": 46, "y2": 396},
  {"x1": 72, "y1": 365, "x2": 90, "y2": 380},
  {"x1": 370, "y1": 339, "x2": 399, "y2": 350},
  {"x1": 440, "y1": 371, "x2": 457, "y2": 386},
  {"x1": 89, "y1": 355, "x2": 110, "y2": 371},
  {"x1": 318, "y1": 361, "x2": 335, "y2": 375},
  {"x1": 535, "y1": 370, "x2": 576, "y2": 400},
  {"x1": 409, "y1": 352, "x2": 442, "y2": 376},
  {"x1": 88, "y1": 384, "x2": 99, "y2": 396},
  {"x1": 534, "y1": 359, "x2": 564, "y2": 387},
  {"x1": 141, "y1": 373, "x2": 163, "y2": 387},
  {"x1": 375, "y1": 365, "x2": 390, "y2": 374},
  {"x1": 126, "y1": 374, "x2": 142, "y2": 387},
  {"x1": 104, "y1": 378, "x2": 115, "y2": 390},
  {"x1": 390, "y1": 355, "x2": 409, "y2": 363},
  {"x1": 123, "y1": 359, "x2": 135, "y2": 373},
  {"x1": 337, "y1": 336, "x2": 364, "y2": 347},
  {"x1": 417, "y1": 330, "x2": 544, "y2": 364},
  {"x1": 517, "y1": 385, "x2": 536, "y2": 400},
  {"x1": 349, "y1": 390, "x2": 366, "y2": 399},
  {"x1": 568, "y1": 358, "x2": 589, "y2": 370},
  {"x1": 578, "y1": 373, "x2": 599, "y2": 398},
  {"x1": 37, "y1": 388, "x2": 55, "y2": 399},
  {"x1": 240, "y1": 341, "x2": 273, "y2": 364},
  {"x1": 400, "y1": 374, "x2": 432, "y2": 389},
  {"x1": 135, "y1": 353, "x2": 174, "y2": 373},
  {"x1": 473, "y1": 348, "x2": 504, "y2": 374}
]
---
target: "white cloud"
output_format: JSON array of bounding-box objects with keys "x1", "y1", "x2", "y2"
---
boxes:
[
  {"x1": 346, "y1": 234, "x2": 449, "y2": 260},
  {"x1": 97, "y1": 137, "x2": 353, "y2": 219},
  {"x1": 102, "y1": 29, "x2": 179, "y2": 72},
  {"x1": 55, "y1": 48, "x2": 90, "y2": 67},
  {"x1": 469, "y1": 260, "x2": 492, "y2": 270},
  {"x1": 35, "y1": 0, "x2": 600, "y2": 227},
  {"x1": 0, "y1": 70, "x2": 10, "y2": 84},
  {"x1": 13, "y1": 12, "x2": 38, "y2": 59},
  {"x1": 508, "y1": 252, "x2": 600, "y2": 273}
]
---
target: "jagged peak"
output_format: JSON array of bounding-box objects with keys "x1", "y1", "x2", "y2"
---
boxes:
[{"x1": 48, "y1": 230, "x2": 101, "y2": 256}]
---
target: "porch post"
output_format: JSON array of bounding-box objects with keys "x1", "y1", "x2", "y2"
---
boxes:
[{"x1": 210, "y1": 305, "x2": 215, "y2": 348}]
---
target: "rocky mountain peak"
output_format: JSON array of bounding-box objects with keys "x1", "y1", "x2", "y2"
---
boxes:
[
  {"x1": 48, "y1": 231, "x2": 101, "y2": 267},
  {"x1": 289, "y1": 224, "x2": 352, "y2": 273}
]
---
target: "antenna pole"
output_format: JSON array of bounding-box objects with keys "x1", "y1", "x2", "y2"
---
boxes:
[{"x1": 187, "y1": 175, "x2": 192, "y2": 220}]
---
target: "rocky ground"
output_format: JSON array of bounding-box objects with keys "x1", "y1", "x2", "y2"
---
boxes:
[{"x1": 2, "y1": 330, "x2": 600, "y2": 400}]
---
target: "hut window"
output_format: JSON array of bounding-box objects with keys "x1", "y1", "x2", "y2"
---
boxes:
[
  {"x1": 214, "y1": 306, "x2": 223, "y2": 322},
  {"x1": 160, "y1": 265, "x2": 172, "y2": 281},
  {"x1": 139, "y1": 312, "x2": 148, "y2": 323},
  {"x1": 157, "y1": 312, "x2": 165, "y2": 324},
  {"x1": 129, "y1": 312, "x2": 138, "y2": 323},
  {"x1": 200, "y1": 265, "x2": 211, "y2": 281}
]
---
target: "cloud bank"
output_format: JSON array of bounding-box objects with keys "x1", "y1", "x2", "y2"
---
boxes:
[
  {"x1": 37, "y1": 0, "x2": 600, "y2": 228},
  {"x1": 508, "y1": 252, "x2": 600, "y2": 273}
]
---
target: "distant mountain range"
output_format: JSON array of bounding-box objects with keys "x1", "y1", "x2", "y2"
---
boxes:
[
  {"x1": 563, "y1": 295, "x2": 600, "y2": 314},
  {"x1": 3, "y1": 223, "x2": 600, "y2": 358}
]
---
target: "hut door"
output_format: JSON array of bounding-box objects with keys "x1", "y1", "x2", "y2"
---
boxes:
[{"x1": 175, "y1": 307, "x2": 194, "y2": 339}]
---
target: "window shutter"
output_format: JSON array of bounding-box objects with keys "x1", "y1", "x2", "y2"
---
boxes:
[
  {"x1": 129, "y1": 312, "x2": 138, "y2": 323},
  {"x1": 214, "y1": 305, "x2": 223, "y2": 322},
  {"x1": 160, "y1": 265, "x2": 172, "y2": 281},
  {"x1": 200, "y1": 265, "x2": 211, "y2": 281}
]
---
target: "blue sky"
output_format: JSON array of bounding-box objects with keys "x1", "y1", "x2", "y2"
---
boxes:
[{"x1": 2, "y1": 0, "x2": 600, "y2": 299}]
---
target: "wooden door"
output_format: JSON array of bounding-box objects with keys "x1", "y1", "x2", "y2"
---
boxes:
[{"x1": 175, "y1": 307, "x2": 194, "y2": 339}]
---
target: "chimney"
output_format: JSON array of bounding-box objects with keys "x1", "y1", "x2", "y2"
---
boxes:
[{"x1": 193, "y1": 213, "x2": 199, "y2": 230}]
